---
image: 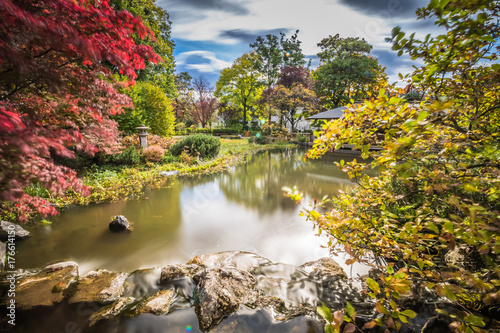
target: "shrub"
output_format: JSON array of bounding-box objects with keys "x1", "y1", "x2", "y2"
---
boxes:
[
  {"x1": 142, "y1": 145, "x2": 164, "y2": 162},
  {"x1": 195, "y1": 128, "x2": 211, "y2": 134},
  {"x1": 255, "y1": 136, "x2": 269, "y2": 145},
  {"x1": 169, "y1": 134, "x2": 221, "y2": 159},
  {"x1": 162, "y1": 155, "x2": 179, "y2": 164},
  {"x1": 110, "y1": 146, "x2": 141, "y2": 165}
]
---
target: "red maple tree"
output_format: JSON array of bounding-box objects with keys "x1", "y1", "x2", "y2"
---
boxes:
[{"x1": 0, "y1": 0, "x2": 161, "y2": 221}]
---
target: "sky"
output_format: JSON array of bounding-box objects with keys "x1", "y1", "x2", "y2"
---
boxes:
[{"x1": 157, "y1": 0, "x2": 438, "y2": 86}]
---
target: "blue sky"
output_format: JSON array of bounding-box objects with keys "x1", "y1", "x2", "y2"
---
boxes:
[{"x1": 157, "y1": 0, "x2": 437, "y2": 86}]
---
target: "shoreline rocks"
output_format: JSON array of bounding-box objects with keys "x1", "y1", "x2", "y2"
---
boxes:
[
  {"x1": 0, "y1": 251, "x2": 392, "y2": 332},
  {"x1": 0, "y1": 221, "x2": 30, "y2": 241}
]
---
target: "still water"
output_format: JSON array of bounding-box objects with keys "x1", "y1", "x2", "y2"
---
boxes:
[{"x1": 17, "y1": 149, "x2": 360, "y2": 274}]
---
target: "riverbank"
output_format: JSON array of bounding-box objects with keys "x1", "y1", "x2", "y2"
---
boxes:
[{"x1": 2, "y1": 139, "x2": 296, "y2": 224}]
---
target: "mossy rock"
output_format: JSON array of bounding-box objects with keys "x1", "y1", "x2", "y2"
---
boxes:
[
  {"x1": 14, "y1": 261, "x2": 78, "y2": 311},
  {"x1": 68, "y1": 270, "x2": 128, "y2": 305}
]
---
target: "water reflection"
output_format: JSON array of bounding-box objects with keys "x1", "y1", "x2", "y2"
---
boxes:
[{"x1": 16, "y1": 149, "x2": 361, "y2": 272}]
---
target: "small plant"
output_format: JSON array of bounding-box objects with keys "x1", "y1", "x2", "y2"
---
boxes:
[
  {"x1": 142, "y1": 145, "x2": 164, "y2": 162},
  {"x1": 169, "y1": 134, "x2": 221, "y2": 159},
  {"x1": 179, "y1": 150, "x2": 196, "y2": 165}
]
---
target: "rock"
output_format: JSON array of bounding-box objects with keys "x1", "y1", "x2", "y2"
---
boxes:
[
  {"x1": 109, "y1": 215, "x2": 130, "y2": 232},
  {"x1": 188, "y1": 251, "x2": 271, "y2": 271},
  {"x1": 300, "y1": 258, "x2": 366, "y2": 311},
  {"x1": 160, "y1": 264, "x2": 202, "y2": 283},
  {"x1": 68, "y1": 270, "x2": 128, "y2": 305},
  {"x1": 139, "y1": 289, "x2": 176, "y2": 315},
  {"x1": 14, "y1": 261, "x2": 78, "y2": 311},
  {"x1": 160, "y1": 170, "x2": 179, "y2": 177},
  {"x1": 88, "y1": 297, "x2": 133, "y2": 327},
  {"x1": 299, "y1": 257, "x2": 347, "y2": 281},
  {"x1": 0, "y1": 221, "x2": 30, "y2": 241},
  {"x1": 0, "y1": 242, "x2": 5, "y2": 271},
  {"x1": 193, "y1": 267, "x2": 258, "y2": 331}
]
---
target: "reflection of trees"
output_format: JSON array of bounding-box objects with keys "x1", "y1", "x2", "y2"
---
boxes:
[{"x1": 217, "y1": 149, "x2": 356, "y2": 216}]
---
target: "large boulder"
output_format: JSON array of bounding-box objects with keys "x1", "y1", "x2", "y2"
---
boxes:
[
  {"x1": 13, "y1": 261, "x2": 78, "y2": 311},
  {"x1": 139, "y1": 289, "x2": 176, "y2": 315},
  {"x1": 193, "y1": 267, "x2": 258, "y2": 331},
  {"x1": 68, "y1": 270, "x2": 128, "y2": 305},
  {"x1": 109, "y1": 215, "x2": 130, "y2": 232},
  {"x1": 0, "y1": 221, "x2": 30, "y2": 241}
]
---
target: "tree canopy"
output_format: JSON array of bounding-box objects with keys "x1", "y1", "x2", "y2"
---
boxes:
[
  {"x1": 313, "y1": 34, "x2": 387, "y2": 108},
  {"x1": 291, "y1": 0, "x2": 500, "y2": 331},
  {"x1": 250, "y1": 30, "x2": 306, "y2": 89},
  {"x1": 110, "y1": 0, "x2": 176, "y2": 97},
  {"x1": 0, "y1": 0, "x2": 159, "y2": 221}
]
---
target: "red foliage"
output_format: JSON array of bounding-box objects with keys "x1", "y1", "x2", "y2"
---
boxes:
[
  {"x1": 0, "y1": 0, "x2": 160, "y2": 222},
  {"x1": 277, "y1": 66, "x2": 313, "y2": 89}
]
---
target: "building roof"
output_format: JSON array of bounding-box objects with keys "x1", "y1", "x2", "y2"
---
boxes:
[{"x1": 307, "y1": 106, "x2": 347, "y2": 120}]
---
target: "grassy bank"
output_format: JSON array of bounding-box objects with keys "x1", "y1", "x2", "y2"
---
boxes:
[{"x1": 7, "y1": 139, "x2": 295, "y2": 223}]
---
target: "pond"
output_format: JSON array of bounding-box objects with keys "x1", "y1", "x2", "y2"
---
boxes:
[
  {"x1": 17, "y1": 149, "x2": 361, "y2": 274},
  {"x1": 13, "y1": 148, "x2": 373, "y2": 333}
]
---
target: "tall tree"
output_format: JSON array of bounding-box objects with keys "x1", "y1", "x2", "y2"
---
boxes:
[
  {"x1": 298, "y1": 0, "x2": 500, "y2": 330},
  {"x1": 0, "y1": 0, "x2": 159, "y2": 221},
  {"x1": 250, "y1": 30, "x2": 306, "y2": 89},
  {"x1": 190, "y1": 76, "x2": 217, "y2": 128},
  {"x1": 110, "y1": 0, "x2": 176, "y2": 97},
  {"x1": 215, "y1": 52, "x2": 264, "y2": 130},
  {"x1": 269, "y1": 66, "x2": 318, "y2": 132},
  {"x1": 172, "y1": 71, "x2": 193, "y2": 123},
  {"x1": 313, "y1": 34, "x2": 387, "y2": 108}
]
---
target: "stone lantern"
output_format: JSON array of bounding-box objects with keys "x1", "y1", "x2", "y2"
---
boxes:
[{"x1": 135, "y1": 124, "x2": 150, "y2": 148}]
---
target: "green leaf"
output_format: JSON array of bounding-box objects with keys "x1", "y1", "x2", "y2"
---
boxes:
[
  {"x1": 318, "y1": 303, "x2": 333, "y2": 322},
  {"x1": 401, "y1": 309, "x2": 417, "y2": 318},
  {"x1": 325, "y1": 323, "x2": 335, "y2": 333},
  {"x1": 464, "y1": 314, "x2": 485, "y2": 327},
  {"x1": 345, "y1": 302, "x2": 356, "y2": 318}
]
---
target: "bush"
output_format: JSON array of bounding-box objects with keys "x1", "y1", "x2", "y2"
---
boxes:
[
  {"x1": 169, "y1": 134, "x2": 221, "y2": 159},
  {"x1": 141, "y1": 145, "x2": 164, "y2": 162},
  {"x1": 110, "y1": 146, "x2": 141, "y2": 165},
  {"x1": 195, "y1": 128, "x2": 211, "y2": 134},
  {"x1": 162, "y1": 155, "x2": 179, "y2": 164},
  {"x1": 255, "y1": 136, "x2": 269, "y2": 145}
]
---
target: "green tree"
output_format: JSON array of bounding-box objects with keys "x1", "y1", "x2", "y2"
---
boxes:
[
  {"x1": 111, "y1": 0, "x2": 176, "y2": 97},
  {"x1": 292, "y1": 0, "x2": 500, "y2": 331},
  {"x1": 313, "y1": 34, "x2": 387, "y2": 108},
  {"x1": 131, "y1": 82, "x2": 175, "y2": 136},
  {"x1": 215, "y1": 52, "x2": 264, "y2": 130},
  {"x1": 250, "y1": 30, "x2": 306, "y2": 89}
]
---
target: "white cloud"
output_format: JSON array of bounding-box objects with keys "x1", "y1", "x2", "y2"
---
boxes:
[{"x1": 176, "y1": 51, "x2": 232, "y2": 73}]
